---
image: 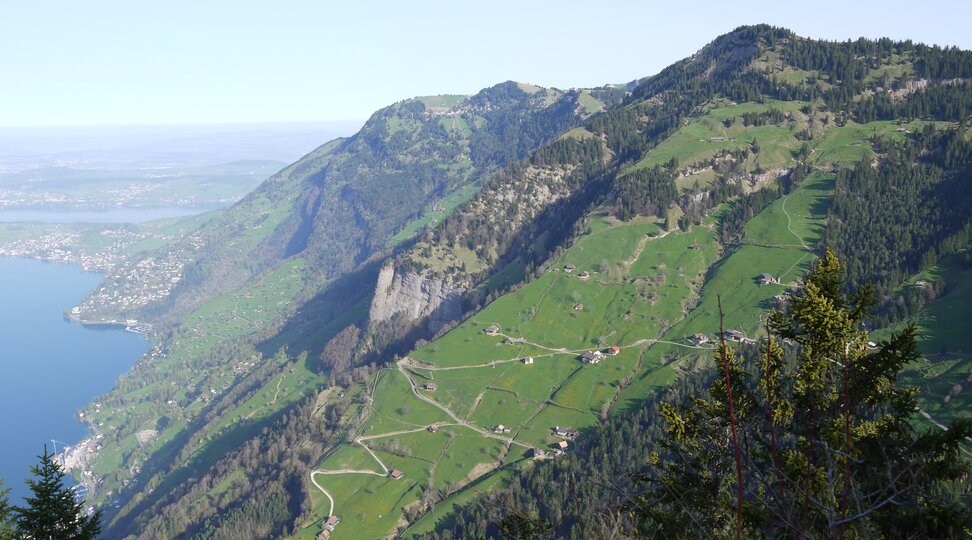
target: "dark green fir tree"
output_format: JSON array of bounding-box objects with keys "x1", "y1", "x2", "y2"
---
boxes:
[
  {"x1": 0, "y1": 479, "x2": 15, "y2": 540},
  {"x1": 14, "y1": 445, "x2": 101, "y2": 540},
  {"x1": 637, "y1": 251, "x2": 972, "y2": 539}
]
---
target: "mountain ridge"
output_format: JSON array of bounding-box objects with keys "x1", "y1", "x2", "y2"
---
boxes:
[{"x1": 49, "y1": 24, "x2": 972, "y2": 539}]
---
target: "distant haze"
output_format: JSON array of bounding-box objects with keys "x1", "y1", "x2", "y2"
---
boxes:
[
  {"x1": 0, "y1": 121, "x2": 363, "y2": 213},
  {"x1": 0, "y1": 121, "x2": 363, "y2": 166}
]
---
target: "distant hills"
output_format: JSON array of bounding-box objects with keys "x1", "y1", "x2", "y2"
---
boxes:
[
  {"x1": 0, "y1": 123, "x2": 362, "y2": 211},
  {"x1": 52, "y1": 25, "x2": 972, "y2": 539}
]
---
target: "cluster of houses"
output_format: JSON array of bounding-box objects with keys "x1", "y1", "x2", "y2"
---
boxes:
[
  {"x1": 552, "y1": 426, "x2": 579, "y2": 455},
  {"x1": 581, "y1": 351, "x2": 602, "y2": 364},
  {"x1": 317, "y1": 516, "x2": 341, "y2": 539},
  {"x1": 562, "y1": 264, "x2": 590, "y2": 279},
  {"x1": 688, "y1": 330, "x2": 749, "y2": 346},
  {"x1": 580, "y1": 346, "x2": 620, "y2": 364},
  {"x1": 721, "y1": 330, "x2": 746, "y2": 341},
  {"x1": 532, "y1": 427, "x2": 581, "y2": 460},
  {"x1": 688, "y1": 333, "x2": 709, "y2": 346},
  {"x1": 758, "y1": 273, "x2": 780, "y2": 285}
]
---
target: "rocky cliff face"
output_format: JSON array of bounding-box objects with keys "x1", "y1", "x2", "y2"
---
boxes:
[{"x1": 368, "y1": 263, "x2": 463, "y2": 331}]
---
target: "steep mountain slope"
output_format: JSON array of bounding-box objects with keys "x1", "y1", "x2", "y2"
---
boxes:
[
  {"x1": 380, "y1": 25, "x2": 972, "y2": 323},
  {"x1": 76, "y1": 83, "x2": 613, "y2": 326},
  {"x1": 296, "y1": 27, "x2": 972, "y2": 539},
  {"x1": 73, "y1": 84, "x2": 616, "y2": 536},
  {"x1": 62, "y1": 25, "x2": 972, "y2": 539}
]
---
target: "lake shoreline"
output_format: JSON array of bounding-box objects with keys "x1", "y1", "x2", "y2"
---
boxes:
[
  {"x1": 0, "y1": 257, "x2": 149, "y2": 503},
  {"x1": 62, "y1": 311, "x2": 151, "y2": 333}
]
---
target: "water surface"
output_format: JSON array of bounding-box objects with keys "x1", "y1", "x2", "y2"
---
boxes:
[{"x1": 0, "y1": 258, "x2": 147, "y2": 503}]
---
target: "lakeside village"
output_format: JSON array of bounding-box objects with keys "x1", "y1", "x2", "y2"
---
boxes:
[
  {"x1": 70, "y1": 236, "x2": 205, "y2": 324},
  {"x1": 0, "y1": 178, "x2": 168, "y2": 209},
  {"x1": 0, "y1": 228, "x2": 146, "y2": 272},
  {"x1": 55, "y1": 437, "x2": 100, "y2": 506},
  {"x1": 56, "y1": 386, "x2": 172, "y2": 511},
  {"x1": 0, "y1": 225, "x2": 205, "y2": 327}
]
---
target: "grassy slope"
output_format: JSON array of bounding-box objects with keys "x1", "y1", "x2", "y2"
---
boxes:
[
  {"x1": 875, "y1": 256, "x2": 972, "y2": 428},
  {"x1": 85, "y1": 259, "x2": 306, "y2": 469},
  {"x1": 388, "y1": 181, "x2": 481, "y2": 246},
  {"x1": 42, "y1": 40, "x2": 961, "y2": 536},
  {"x1": 95, "y1": 94, "x2": 556, "y2": 495},
  {"x1": 79, "y1": 141, "x2": 368, "y2": 503},
  {"x1": 630, "y1": 99, "x2": 810, "y2": 175},
  {"x1": 297, "y1": 103, "x2": 951, "y2": 538},
  {"x1": 83, "y1": 255, "x2": 364, "y2": 502}
]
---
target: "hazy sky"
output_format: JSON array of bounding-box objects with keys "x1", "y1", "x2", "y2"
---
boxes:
[{"x1": 3, "y1": 0, "x2": 970, "y2": 127}]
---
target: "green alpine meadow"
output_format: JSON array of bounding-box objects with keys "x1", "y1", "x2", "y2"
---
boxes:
[{"x1": 1, "y1": 20, "x2": 971, "y2": 539}]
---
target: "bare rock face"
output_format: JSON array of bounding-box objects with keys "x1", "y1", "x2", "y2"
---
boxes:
[{"x1": 369, "y1": 264, "x2": 463, "y2": 331}]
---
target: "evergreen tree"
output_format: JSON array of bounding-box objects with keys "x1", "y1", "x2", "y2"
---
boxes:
[
  {"x1": 14, "y1": 446, "x2": 101, "y2": 540},
  {"x1": 498, "y1": 510, "x2": 554, "y2": 539},
  {"x1": 0, "y1": 479, "x2": 15, "y2": 540},
  {"x1": 637, "y1": 251, "x2": 972, "y2": 538}
]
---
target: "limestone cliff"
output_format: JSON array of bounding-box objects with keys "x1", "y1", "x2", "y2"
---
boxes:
[{"x1": 368, "y1": 263, "x2": 463, "y2": 330}]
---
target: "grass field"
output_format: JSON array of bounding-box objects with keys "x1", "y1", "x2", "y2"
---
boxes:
[
  {"x1": 431, "y1": 429, "x2": 508, "y2": 490},
  {"x1": 897, "y1": 258, "x2": 972, "y2": 355},
  {"x1": 870, "y1": 255, "x2": 972, "y2": 430},
  {"x1": 312, "y1": 206, "x2": 728, "y2": 534},
  {"x1": 629, "y1": 99, "x2": 810, "y2": 173},
  {"x1": 365, "y1": 369, "x2": 453, "y2": 434},
  {"x1": 301, "y1": 109, "x2": 971, "y2": 537},
  {"x1": 672, "y1": 171, "x2": 831, "y2": 335},
  {"x1": 316, "y1": 472, "x2": 419, "y2": 539},
  {"x1": 401, "y1": 464, "x2": 518, "y2": 537},
  {"x1": 577, "y1": 91, "x2": 607, "y2": 114}
]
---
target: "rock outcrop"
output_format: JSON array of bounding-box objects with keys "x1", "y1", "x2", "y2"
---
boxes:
[{"x1": 369, "y1": 264, "x2": 463, "y2": 331}]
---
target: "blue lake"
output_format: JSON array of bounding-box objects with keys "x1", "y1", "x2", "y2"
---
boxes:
[{"x1": 0, "y1": 257, "x2": 147, "y2": 503}]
